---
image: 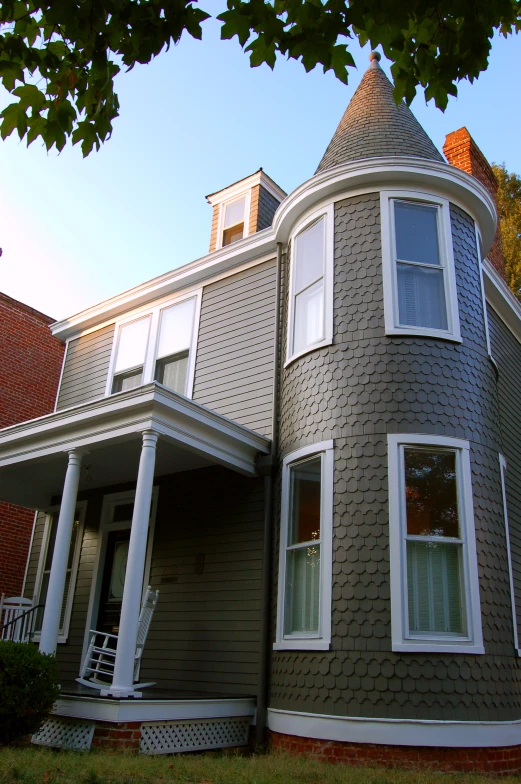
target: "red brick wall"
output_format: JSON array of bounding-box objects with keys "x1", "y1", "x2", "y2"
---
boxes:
[
  {"x1": 270, "y1": 731, "x2": 521, "y2": 776},
  {"x1": 443, "y1": 127, "x2": 506, "y2": 278},
  {"x1": 0, "y1": 292, "x2": 64, "y2": 598}
]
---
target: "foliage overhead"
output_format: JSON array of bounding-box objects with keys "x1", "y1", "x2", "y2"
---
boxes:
[
  {"x1": 0, "y1": 640, "x2": 59, "y2": 744},
  {"x1": 493, "y1": 164, "x2": 521, "y2": 301},
  {"x1": 0, "y1": 0, "x2": 520, "y2": 156}
]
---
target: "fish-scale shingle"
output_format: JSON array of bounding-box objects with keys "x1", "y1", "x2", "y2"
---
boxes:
[{"x1": 316, "y1": 54, "x2": 443, "y2": 174}]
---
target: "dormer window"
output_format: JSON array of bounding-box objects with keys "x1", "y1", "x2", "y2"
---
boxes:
[
  {"x1": 206, "y1": 170, "x2": 286, "y2": 253},
  {"x1": 222, "y1": 197, "x2": 246, "y2": 246}
]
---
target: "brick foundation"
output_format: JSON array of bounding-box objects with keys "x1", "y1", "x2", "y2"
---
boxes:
[
  {"x1": 270, "y1": 730, "x2": 521, "y2": 776},
  {"x1": 91, "y1": 721, "x2": 142, "y2": 752}
]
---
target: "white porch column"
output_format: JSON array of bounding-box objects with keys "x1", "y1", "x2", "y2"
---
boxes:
[
  {"x1": 107, "y1": 430, "x2": 159, "y2": 697},
  {"x1": 39, "y1": 449, "x2": 83, "y2": 655}
]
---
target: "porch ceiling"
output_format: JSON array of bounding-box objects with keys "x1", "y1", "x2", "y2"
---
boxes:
[{"x1": 0, "y1": 383, "x2": 270, "y2": 509}]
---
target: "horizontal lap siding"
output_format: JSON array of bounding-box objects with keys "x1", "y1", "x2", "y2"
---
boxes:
[
  {"x1": 56, "y1": 324, "x2": 115, "y2": 410},
  {"x1": 193, "y1": 260, "x2": 276, "y2": 437},
  {"x1": 488, "y1": 307, "x2": 521, "y2": 644},
  {"x1": 23, "y1": 511, "x2": 46, "y2": 600},
  {"x1": 140, "y1": 467, "x2": 265, "y2": 695},
  {"x1": 55, "y1": 497, "x2": 102, "y2": 682}
]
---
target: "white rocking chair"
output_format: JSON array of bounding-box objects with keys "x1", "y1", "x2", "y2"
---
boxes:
[
  {"x1": 76, "y1": 586, "x2": 159, "y2": 691},
  {"x1": 0, "y1": 595, "x2": 35, "y2": 642}
]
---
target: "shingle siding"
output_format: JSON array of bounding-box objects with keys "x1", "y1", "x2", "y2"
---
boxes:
[
  {"x1": 193, "y1": 260, "x2": 276, "y2": 437},
  {"x1": 56, "y1": 324, "x2": 115, "y2": 410},
  {"x1": 488, "y1": 307, "x2": 521, "y2": 647},
  {"x1": 271, "y1": 193, "x2": 521, "y2": 722}
]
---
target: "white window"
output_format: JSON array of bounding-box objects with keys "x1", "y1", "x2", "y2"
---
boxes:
[
  {"x1": 286, "y1": 204, "x2": 334, "y2": 365},
  {"x1": 221, "y1": 196, "x2": 247, "y2": 246},
  {"x1": 275, "y1": 440, "x2": 333, "y2": 650},
  {"x1": 388, "y1": 434, "x2": 484, "y2": 653},
  {"x1": 381, "y1": 191, "x2": 461, "y2": 341},
  {"x1": 107, "y1": 292, "x2": 201, "y2": 398},
  {"x1": 33, "y1": 502, "x2": 87, "y2": 643},
  {"x1": 112, "y1": 316, "x2": 151, "y2": 393}
]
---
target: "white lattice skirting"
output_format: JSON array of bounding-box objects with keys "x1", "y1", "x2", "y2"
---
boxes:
[
  {"x1": 32, "y1": 718, "x2": 95, "y2": 750},
  {"x1": 140, "y1": 717, "x2": 251, "y2": 754}
]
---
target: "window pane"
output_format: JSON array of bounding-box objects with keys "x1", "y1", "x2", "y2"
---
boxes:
[
  {"x1": 224, "y1": 197, "x2": 246, "y2": 228},
  {"x1": 43, "y1": 515, "x2": 58, "y2": 571},
  {"x1": 405, "y1": 449, "x2": 459, "y2": 537},
  {"x1": 36, "y1": 512, "x2": 81, "y2": 634},
  {"x1": 285, "y1": 544, "x2": 321, "y2": 634},
  {"x1": 395, "y1": 201, "x2": 440, "y2": 266},
  {"x1": 157, "y1": 299, "x2": 195, "y2": 359},
  {"x1": 407, "y1": 541, "x2": 465, "y2": 635},
  {"x1": 293, "y1": 280, "x2": 324, "y2": 354},
  {"x1": 289, "y1": 457, "x2": 321, "y2": 545},
  {"x1": 222, "y1": 224, "x2": 244, "y2": 246},
  {"x1": 112, "y1": 503, "x2": 134, "y2": 523},
  {"x1": 156, "y1": 352, "x2": 189, "y2": 394},
  {"x1": 397, "y1": 263, "x2": 448, "y2": 330},
  {"x1": 294, "y1": 219, "x2": 325, "y2": 293},
  {"x1": 114, "y1": 317, "x2": 150, "y2": 373},
  {"x1": 112, "y1": 368, "x2": 143, "y2": 393}
]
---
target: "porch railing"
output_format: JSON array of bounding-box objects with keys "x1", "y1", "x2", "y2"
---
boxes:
[{"x1": 0, "y1": 604, "x2": 43, "y2": 644}]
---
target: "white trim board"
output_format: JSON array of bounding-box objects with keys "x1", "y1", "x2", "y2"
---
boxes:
[
  {"x1": 484, "y1": 260, "x2": 521, "y2": 343},
  {"x1": 52, "y1": 157, "x2": 495, "y2": 342},
  {"x1": 54, "y1": 696, "x2": 256, "y2": 724},
  {"x1": 267, "y1": 708, "x2": 521, "y2": 748}
]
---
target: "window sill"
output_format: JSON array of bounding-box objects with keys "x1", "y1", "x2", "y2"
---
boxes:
[
  {"x1": 285, "y1": 339, "x2": 333, "y2": 369},
  {"x1": 385, "y1": 327, "x2": 462, "y2": 343},
  {"x1": 273, "y1": 639, "x2": 331, "y2": 651},
  {"x1": 392, "y1": 642, "x2": 485, "y2": 654}
]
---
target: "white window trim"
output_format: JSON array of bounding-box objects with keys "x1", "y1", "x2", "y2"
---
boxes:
[
  {"x1": 388, "y1": 433, "x2": 484, "y2": 654},
  {"x1": 80, "y1": 488, "x2": 158, "y2": 666},
  {"x1": 105, "y1": 289, "x2": 202, "y2": 399},
  {"x1": 274, "y1": 440, "x2": 334, "y2": 651},
  {"x1": 216, "y1": 190, "x2": 252, "y2": 250},
  {"x1": 32, "y1": 500, "x2": 87, "y2": 644},
  {"x1": 499, "y1": 455, "x2": 521, "y2": 656},
  {"x1": 285, "y1": 203, "x2": 334, "y2": 366},
  {"x1": 380, "y1": 190, "x2": 462, "y2": 343},
  {"x1": 475, "y1": 223, "x2": 495, "y2": 362}
]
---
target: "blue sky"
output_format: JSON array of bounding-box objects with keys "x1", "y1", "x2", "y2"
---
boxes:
[{"x1": 1, "y1": 20, "x2": 519, "y2": 321}]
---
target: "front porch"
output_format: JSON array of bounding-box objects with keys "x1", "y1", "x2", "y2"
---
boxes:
[{"x1": 0, "y1": 383, "x2": 269, "y2": 752}]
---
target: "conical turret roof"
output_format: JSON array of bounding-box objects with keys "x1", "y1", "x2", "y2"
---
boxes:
[{"x1": 316, "y1": 53, "x2": 443, "y2": 174}]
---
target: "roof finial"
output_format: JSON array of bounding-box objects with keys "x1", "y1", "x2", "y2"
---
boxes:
[{"x1": 369, "y1": 51, "x2": 381, "y2": 69}]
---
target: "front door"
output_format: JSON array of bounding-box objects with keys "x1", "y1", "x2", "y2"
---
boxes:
[{"x1": 96, "y1": 528, "x2": 130, "y2": 635}]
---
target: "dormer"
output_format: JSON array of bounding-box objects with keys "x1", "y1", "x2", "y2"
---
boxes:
[{"x1": 206, "y1": 169, "x2": 286, "y2": 252}]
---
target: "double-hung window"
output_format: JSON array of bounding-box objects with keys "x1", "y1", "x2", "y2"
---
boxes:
[
  {"x1": 108, "y1": 293, "x2": 200, "y2": 398},
  {"x1": 381, "y1": 192, "x2": 461, "y2": 341},
  {"x1": 33, "y1": 502, "x2": 87, "y2": 643},
  {"x1": 275, "y1": 441, "x2": 333, "y2": 650},
  {"x1": 388, "y1": 434, "x2": 483, "y2": 653},
  {"x1": 287, "y1": 205, "x2": 333, "y2": 364},
  {"x1": 222, "y1": 196, "x2": 247, "y2": 246},
  {"x1": 112, "y1": 316, "x2": 151, "y2": 393}
]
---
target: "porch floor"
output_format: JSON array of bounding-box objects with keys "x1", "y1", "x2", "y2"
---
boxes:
[{"x1": 59, "y1": 682, "x2": 244, "y2": 702}]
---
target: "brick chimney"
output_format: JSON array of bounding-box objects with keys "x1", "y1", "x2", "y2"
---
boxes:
[{"x1": 443, "y1": 128, "x2": 505, "y2": 279}]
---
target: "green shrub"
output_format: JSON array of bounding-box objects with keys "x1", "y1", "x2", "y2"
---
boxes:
[{"x1": 0, "y1": 640, "x2": 59, "y2": 745}]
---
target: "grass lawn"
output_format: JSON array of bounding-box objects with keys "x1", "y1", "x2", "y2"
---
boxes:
[{"x1": 0, "y1": 749, "x2": 519, "y2": 784}]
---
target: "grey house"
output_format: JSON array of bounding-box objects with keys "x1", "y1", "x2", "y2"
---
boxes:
[{"x1": 1, "y1": 54, "x2": 521, "y2": 771}]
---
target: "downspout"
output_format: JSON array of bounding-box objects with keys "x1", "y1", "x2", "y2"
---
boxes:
[{"x1": 256, "y1": 241, "x2": 283, "y2": 748}]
